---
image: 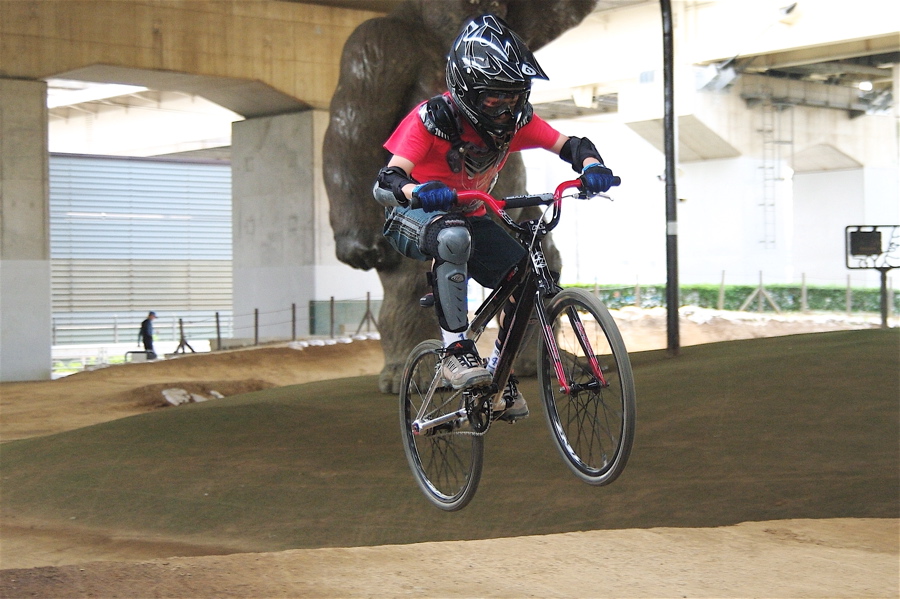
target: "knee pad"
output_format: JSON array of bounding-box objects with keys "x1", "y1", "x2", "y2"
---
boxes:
[
  {"x1": 422, "y1": 218, "x2": 471, "y2": 333},
  {"x1": 435, "y1": 226, "x2": 471, "y2": 264},
  {"x1": 419, "y1": 214, "x2": 469, "y2": 260}
]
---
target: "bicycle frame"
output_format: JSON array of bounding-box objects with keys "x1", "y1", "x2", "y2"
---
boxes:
[
  {"x1": 411, "y1": 180, "x2": 609, "y2": 435},
  {"x1": 461, "y1": 180, "x2": 608, "y2": 394}
]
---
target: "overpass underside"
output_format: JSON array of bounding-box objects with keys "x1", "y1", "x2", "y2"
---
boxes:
[{"x1": 1, "y1": 1, "x2": 897, "y2": 380}]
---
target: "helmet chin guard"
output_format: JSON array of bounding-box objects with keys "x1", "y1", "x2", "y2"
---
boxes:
[{"x1": 446, "y1": 14, "x2": 548, "y2": 149}]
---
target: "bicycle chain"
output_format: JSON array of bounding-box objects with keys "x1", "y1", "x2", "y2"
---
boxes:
[
  {"x1": 452, "y1": 397, "x2": 495, "y2": 437},
  {"x1": 453, "y1": 418, "x2": 492, "y2": 437},
  {"x1": 429, "y1": 356, "x2": 494, "y2": 437}
]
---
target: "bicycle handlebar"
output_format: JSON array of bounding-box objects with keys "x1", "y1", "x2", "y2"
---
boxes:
[{"x1": 457, "y1": 176, "x2": 621, "y2": 216}]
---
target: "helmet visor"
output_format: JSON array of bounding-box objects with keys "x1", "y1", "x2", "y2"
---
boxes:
[{"x1": 477, "y1": 91, "x2": 525, "y2": 119}]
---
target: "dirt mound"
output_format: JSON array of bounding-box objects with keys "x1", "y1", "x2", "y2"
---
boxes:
[
  {"x1": 125, "y1": 379, "x2": 276, "y2": 409},
  {"x1": 0, "y1": 340, "x2": 385, "y2": 441},
  {"x1": 60, "y1": 340, "x2": 385, "y2": 388}
]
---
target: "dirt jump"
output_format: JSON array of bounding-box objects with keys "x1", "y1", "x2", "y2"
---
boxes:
[{"x1": 1, "y1": 308, "x2": 897, "y2": 598}]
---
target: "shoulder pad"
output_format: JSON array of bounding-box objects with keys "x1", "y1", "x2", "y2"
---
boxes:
[
  {"x1": 419, "y1": 95, "x2": 461, "y2": 142},
  {"x1": 517, "y1": 103, "x2": 534, "y2": 130}
]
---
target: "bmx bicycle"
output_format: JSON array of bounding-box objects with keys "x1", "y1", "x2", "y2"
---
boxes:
[{"x1": 399, "y1": 177, "x2": 636, "y2": 511}]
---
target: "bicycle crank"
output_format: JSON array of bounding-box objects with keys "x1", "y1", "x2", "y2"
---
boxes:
[{"x1": 464, "y1": 387, "x2": 495, "y2": 434}]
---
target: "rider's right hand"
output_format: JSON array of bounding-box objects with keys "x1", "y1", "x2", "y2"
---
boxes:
[{"x1": 412, "y1": 181, "x2": 456, "y2": 212}]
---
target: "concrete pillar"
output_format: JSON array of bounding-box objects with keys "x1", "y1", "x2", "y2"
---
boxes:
[
  {"x1": 232, "y1": 109, "x2": 382, "y2": 342},
  {"x1": 232, "y1": 111, "x2": 318, "y2": 340},
  {"x1": 0, "y1": 79, "x2": 52, "y2": 381}
]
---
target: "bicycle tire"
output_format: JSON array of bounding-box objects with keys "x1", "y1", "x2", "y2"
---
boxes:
[
  {"x1": 399, "y1": 339, "x2": 484, "y2": 511},
  {"x1": 538, "y1": 288, "x2": 636, "y2": 485}
]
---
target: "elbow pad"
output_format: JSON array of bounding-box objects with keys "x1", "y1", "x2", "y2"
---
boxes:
[
  {"x1": 373, "y1": 166, "x2": 416, "y2": 208},
  {"x1": 560, "y1": 136, "x2": 604, "y2": 173}
]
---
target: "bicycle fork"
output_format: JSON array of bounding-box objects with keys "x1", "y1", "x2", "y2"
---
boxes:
[{"x1": 535, "y1": 299, "x2": 608, "y2": 395}]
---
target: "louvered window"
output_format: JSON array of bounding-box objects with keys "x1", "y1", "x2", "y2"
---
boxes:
[{"x1": 50, "y1": 154, "x2": 232, "y2": 344}]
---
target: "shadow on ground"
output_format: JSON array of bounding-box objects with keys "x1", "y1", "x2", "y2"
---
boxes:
[{"x1": 2, "y1": 330, "x2": 897, "y2": 556}]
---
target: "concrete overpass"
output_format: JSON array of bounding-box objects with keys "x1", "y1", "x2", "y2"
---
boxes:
[{"x1": 1, "y1": 0, "x2": 383, "y2": 380}]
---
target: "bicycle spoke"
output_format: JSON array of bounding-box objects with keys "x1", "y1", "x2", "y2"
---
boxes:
[
  {"x1": 538, "y1": 289, "x2": 635, "y2": 486},
  {"x1": 400, "y1": 340, "x2": 483, "y2": 511}
]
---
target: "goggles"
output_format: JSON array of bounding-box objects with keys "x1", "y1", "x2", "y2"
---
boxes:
[{"x1": 477, "y1": 91, "x2": 524, "y2": 118}]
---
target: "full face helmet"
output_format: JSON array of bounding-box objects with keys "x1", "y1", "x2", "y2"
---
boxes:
[{"x1": 446, "y1": 13, "x2": 548, "y2": 149}]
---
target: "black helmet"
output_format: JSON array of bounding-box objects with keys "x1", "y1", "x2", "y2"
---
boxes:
[{"x1": 446, "y1": 14, "x2": 548, "y2": 149}]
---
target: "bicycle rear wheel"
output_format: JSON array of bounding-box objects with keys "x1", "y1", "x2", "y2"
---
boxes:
[
  {"x1": 399, "y1": 339, "x2": 484, "y2": 511},
  {"x1": 538, "y1": 288, "x2": 635, "y2": 485}
]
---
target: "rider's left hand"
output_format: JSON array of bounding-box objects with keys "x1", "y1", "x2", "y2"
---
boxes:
[{"x1": 580, "y1": 163, "x2": 617, "y2": 194}]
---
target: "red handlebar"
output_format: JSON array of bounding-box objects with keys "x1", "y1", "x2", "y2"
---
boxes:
[{"x1": 456, "y1": 178, "x2": 583, "y2": 216}]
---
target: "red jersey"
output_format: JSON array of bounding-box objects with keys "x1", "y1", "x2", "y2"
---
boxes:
[{"x1": 384, "y1": 96, "x2": 561, "y2": 216}]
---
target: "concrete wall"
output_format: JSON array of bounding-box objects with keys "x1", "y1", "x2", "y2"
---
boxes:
[
  {"x1": 0, "y1": 80, "x2": 52, "y2": 381},
  {"x1": 524, "y1": 109, "x2": 897, "y2": 289},
  {"x1": 231, "y1": 110, "x2": 379, "y2": 340},
  {"x1": 677, "y1": 157, "x2": 795, "y2": 285},
  {"x1": 793, "y1": 169, "x2": 866, "y2": 285},
  {"x1": 794, "y1": 167, "x2": 900, "y2": 288}
]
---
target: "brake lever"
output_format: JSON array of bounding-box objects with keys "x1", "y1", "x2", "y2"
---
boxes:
[{"x1": 575, "y1": 191, "x2": 614, "y2": 201}]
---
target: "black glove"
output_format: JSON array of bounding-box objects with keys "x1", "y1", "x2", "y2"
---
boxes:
[
  {"x1": 411, "y1": 181, "x2": 456, "y2": 212},
  {"x1": 580, "y1": 163, "x2": 619, "y2": 195}
]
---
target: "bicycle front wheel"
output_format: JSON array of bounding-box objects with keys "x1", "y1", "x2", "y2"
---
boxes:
[
  {"x1": 399, "y1": 339, "x2": 484, "y2": 511},
  {"x1": 538, "y1": 288, "x2": 636, "y2": 485}
]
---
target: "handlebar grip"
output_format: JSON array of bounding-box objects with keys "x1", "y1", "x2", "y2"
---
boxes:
[
  {"x1": 502, "y1": 193, "x2": 555, "y2": 209},
  {"x1": 611, "y1": 176, "x2": 622, "y2": 187}
]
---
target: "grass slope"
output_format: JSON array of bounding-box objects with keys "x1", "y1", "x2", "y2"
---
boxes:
[{"x1": 2, "y1": 330, "x2": 897, "y2": 554}]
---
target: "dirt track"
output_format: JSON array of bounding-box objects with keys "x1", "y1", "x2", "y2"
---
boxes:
[
  {"x1": 1, "y1": 308, "x2": 897, "y2": 598},
  {"x1": 3, "y1": 519, "x2": 897, "y2": 598}
]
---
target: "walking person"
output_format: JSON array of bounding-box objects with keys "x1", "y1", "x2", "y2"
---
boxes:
[{"x1": 139, "y1": 311, "x2": 157, "y2": 360}]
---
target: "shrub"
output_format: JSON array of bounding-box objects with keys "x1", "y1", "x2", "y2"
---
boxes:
[{"x1": 569, "y1": 283, "x2": 899, "y2": 313}]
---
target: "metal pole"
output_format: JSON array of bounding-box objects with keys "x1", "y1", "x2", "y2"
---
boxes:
[
  {"x1": 878, "y1": 268, "x2": 889, "y2": 329},
  {"x1": 254, "y1": 308, "x2": 259, "y2": 346},
  {"x1": 718, "y1": 271, "x2": 725, "y2": 310},
  {"x1": 661, "y1": 0, "x2": 680, "y2": 356},
  {"x1": 801, "y1": 273, "x2": 808, "y2": 313},
  {"x1": 330, "y1": 296, "x2": 335, "y2": 338},
  {"x1": 215, "y1": 311, "x2": 221, "y2": 351},
  {"x1": 292, "y1": 303, "x2": 297, "y2": 341},
  {"x1": 846, "y1": 275, "x2": 852, "y2": 316},
  {"x1": 758, "y1": 271, "x2": 764, "y2": 313},
  {"x1": 888, "y1": 275, "x2": 895, "y2": 322}
]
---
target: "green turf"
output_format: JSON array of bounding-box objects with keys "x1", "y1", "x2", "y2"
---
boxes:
[{"x1": 2, "y1": 330, "x2": 897, "y2": 553}]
